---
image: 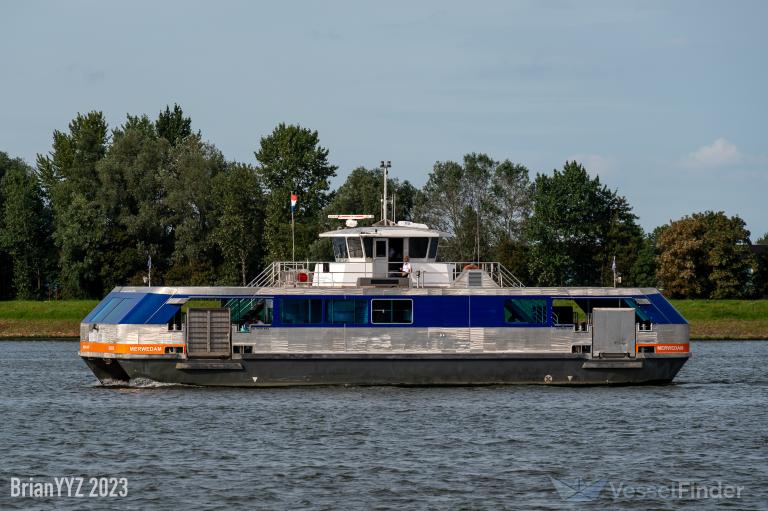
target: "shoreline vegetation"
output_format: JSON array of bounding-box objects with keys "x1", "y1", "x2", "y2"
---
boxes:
[
  {"x1": 0, "y1": 299, "x2": 766, "y2": 340},
  {"x1": 2, "y1": 110, "x2": 766, "y2": 308}
]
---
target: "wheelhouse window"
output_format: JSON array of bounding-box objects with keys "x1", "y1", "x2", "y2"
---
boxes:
[
  {"x1": 326, "y1": 299, "x2": 369, "y2": 324},
  {"x1": 428, "y1": 238, "x2": 438, "y2": 259},
  {"x1": 332, "y1": 238, "x2": 348, "y2": 260},
  {"x1": 280, "y1": 299, "x2": 322, "y2": 324},
  {"x1": 409, "y1": 237, "x2": 430, "y2": 259},
  {"x1": 372, "y1": 299, "x2": 413, "y2": 324},
  {"x1": 362, "y1": 238, "x2": 373, "y2": 259},
  {"x1": 347, "y1": 237, "x2": 364, "y2": 258},
  {"x1": 503, "y1": 298, "x2": 547, "y2": 325}
]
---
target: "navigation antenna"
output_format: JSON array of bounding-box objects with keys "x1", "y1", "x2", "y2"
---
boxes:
[{"x1": 379, "y1": 160, "x2": 392, "y2": 225}]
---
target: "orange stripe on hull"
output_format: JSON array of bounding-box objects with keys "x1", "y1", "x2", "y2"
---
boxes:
[
  {"x1": 637, "y1": 343, "x2": 690, "y2": 353},
  {"x1": 80, "y1": 341, "x2": 185, "y2": 355}
]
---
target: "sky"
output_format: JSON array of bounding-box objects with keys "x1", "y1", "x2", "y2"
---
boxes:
[{"x1": 1, "y1": 0, "x2": 766, "y2": 238}]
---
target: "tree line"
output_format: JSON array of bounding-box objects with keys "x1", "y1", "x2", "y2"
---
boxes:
[{"x1": 0, "y1": 105, "x2": 766, "y2": 300}]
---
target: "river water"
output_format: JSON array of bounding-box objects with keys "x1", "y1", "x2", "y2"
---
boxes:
[{"x1": 0, "y1": 340, "x2": 765, "y2": 510}]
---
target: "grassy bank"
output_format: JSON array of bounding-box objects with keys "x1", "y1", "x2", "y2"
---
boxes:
[
  {"x1": 669, "y1": 299, "x2": 768, "y2": 340},
  {"x1": 0, "y1": 300, "x2": 97, "y2": 338},
  {"x1": 0, "y1": 299, "x2": 765, "y2": 340}
]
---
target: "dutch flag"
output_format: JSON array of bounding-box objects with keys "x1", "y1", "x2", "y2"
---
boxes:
[{"x1": 290, "y1": 192, "x2": 298, "y2": 213}]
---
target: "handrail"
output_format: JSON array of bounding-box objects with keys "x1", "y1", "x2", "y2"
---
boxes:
[
  {"x1": 246, "y1": 260, "x2": 526, "y2": 289},
  {"x1": 446, "y1": 262, "x2": 526, "y2": 288}
]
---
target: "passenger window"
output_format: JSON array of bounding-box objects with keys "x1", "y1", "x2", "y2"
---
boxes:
[
  {"x1": 503, "y1": 299, "x2": 547, "y2": 325},
  {"x1": 371, "y1": 299, "x2": 413, "y2": 324},
  {"x1": 90, "y1": 298, "x2": 124, "y2": 322},
  {"x1": 101, "y1": 298, "x2": 138, "y2": 323},
  {"x1": 327, "y1": 299, "x2": 369, "y2": 324},
  {"x1": 232, "y1": 298, "x2": 273, "y2": 329},
  {"x1": 280, "y1": 299, "x2": 322, "y2": 324}
]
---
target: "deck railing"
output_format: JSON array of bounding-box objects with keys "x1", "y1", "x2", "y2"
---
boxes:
[{"x1": 247, "y1": 261, "x2": 525, "y2": 289}]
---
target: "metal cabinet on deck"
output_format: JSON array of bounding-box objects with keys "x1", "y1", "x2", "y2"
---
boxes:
[
  {"x1": 186, "y1": 308, "x2": 231, "y2": 358},
  {"x1": 592, "y1": 308, "x2": 635, "y2": 357}
]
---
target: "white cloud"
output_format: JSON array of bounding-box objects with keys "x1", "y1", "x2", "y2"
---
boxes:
[
  {"x1": 566, "y1": 154, "x2": 616, "y2": 177},
  {"x1": 685, "y1": 138, "x2": 742, "y2": 167}
]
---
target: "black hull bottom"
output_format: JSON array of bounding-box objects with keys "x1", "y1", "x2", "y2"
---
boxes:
[
  {"x1": 83, "y1": 356, "x2": 131, "y2": 383},
  {"x1": 83, "y1": 355, "x2": 689, "y2": 387}
]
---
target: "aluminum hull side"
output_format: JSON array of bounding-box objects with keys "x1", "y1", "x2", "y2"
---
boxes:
[{"x1": 86, "y1": 355, "x2": 689, "y2": 387}]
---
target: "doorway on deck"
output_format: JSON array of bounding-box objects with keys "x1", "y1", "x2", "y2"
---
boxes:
[
  {"x1": 388, "y1": 238, "x2": 404, "y2": 276},
  {"x1": 373, "y1": 238, "x2": 389, "y2": 278}
]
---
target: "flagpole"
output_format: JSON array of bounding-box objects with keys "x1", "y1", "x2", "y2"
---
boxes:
[
  {"x1": 291, "y1": 211, "x2": 295, "y2": 264},
  {"x1": 291, "y1": 192, "x2": 296, "y2": 263}
]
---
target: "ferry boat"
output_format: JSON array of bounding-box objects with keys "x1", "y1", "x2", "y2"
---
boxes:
[{"x1": 79, "y1": 187, "x2": 690, "y2": 386}]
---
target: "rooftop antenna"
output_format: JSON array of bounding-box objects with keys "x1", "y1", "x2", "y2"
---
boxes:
[
  {"x1": 380, "y1": 160, "x2": 391, "y2": 225},
  {"x1": 392, "y1": 192, "x2": 396, "y2": 223}
]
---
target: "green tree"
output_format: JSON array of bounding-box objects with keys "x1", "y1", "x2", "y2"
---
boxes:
[
  {"x1": 0, "y1": 153, "x2": 52, "y2": 298},
  {"x1": 416, "y1": 154, "x2": 532, "y2": 263},
  {"x1": 324, "y1": 166, "x2": 416, "y2": 224},
  {"x1": 629, "y1": 228, "x2": 663, "y2": 287},
  {"x1": 0, "y1": 154, "x2": 8, "y2": 298},
  {"x1": 393, "y1": 180, "x2": 418, "y2": 223},
  {"x1": 96, "y1": 115, "x2": 171, "y2": 289},
  {"x1": 155, "y1": 104, "x2": 192, "y2": 147},
  {"x1": 162, "y1": 134, "x2": 227, "y2": 284},
  {"x1": 415, "y1": 160, "x2": 465, "y2": 258},
  {"x1": 0, "y1": 154, "x2": 9, "y2": 297},
  {"x1": 55, "y1": 194, "x2": 108, "y2": 297},
  {"x1": 753, "y1": 232, "x2": 768, "y2": 297},
  {"x1": 36, "y1": 112, "x2": 109, "y2": 297},
  {"x1": 489, "y1": 160, "x2": 533, "y2": 281},
  {"x1": 527, "y1": 161, "x2": 643, "y2": 286},
  {"x1": 491, "y1": 160, "x2": 533, "y2": 242},
  {"x1": 255, "y1": 123, "x2": 337, "y2": 262},
  {"x1": 37, "y1": 111, "x2": 109, "y2": 200},
  {"x1": 656, "y1": 211, "x2": 754, "y2": 298},
  {"x1": 211, "y1": 163, "x2": 265, "y2": 285}
]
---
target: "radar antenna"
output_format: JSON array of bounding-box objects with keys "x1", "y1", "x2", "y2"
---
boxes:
[{"x1": 327, "y1": 214, "x2": 374, "y2": 228}]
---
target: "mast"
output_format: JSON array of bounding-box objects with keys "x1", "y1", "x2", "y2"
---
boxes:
[
  {"x1": 392, "y1": 192, "x2": 396, "y2": 223},
  {"x1": 380, "y1": 160, "x2": 391, "y2": 224}
]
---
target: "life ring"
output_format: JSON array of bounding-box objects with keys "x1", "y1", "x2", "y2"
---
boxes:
[
  {"x1": 297, "y1": 271, "x2": 309, "y2": 283},
  {"x1": 463, "y1": 264, "x2": 480, "y2": 271}
]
